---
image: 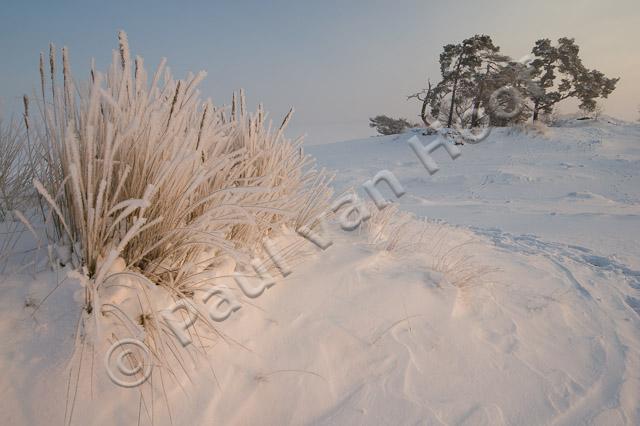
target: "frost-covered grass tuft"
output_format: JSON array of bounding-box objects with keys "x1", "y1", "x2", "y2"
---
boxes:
[
  {"x1": 364, "y1": 204, "x2": 495, "y2": 289},
  {"x1": 27, "y1": 31, "x2": 332, "y2": 411},
  {"x1": 33, "y1": 31, "x2": 331, "y2": 293}
]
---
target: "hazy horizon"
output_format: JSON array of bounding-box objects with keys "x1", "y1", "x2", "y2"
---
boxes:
[{"x1": 1, "y1": 0, "x2": 638, "y2": 145}]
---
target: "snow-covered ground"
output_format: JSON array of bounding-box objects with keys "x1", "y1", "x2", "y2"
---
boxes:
[
  {"x1": 2, "y1": 119, "x2": 640, "y2": 425},
  {"x1": 309, "y1": 119, "x2": 640, "y2": 268}
]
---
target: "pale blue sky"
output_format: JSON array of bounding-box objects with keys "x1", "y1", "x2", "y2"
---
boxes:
[{"x1": 1, "y1": 0, "x2": 638, "y2": 144}]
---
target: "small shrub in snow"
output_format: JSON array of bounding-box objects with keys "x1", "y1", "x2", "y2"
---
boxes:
[{"x1": 369, "y1": 115, "x2": 418, "y2": 135}]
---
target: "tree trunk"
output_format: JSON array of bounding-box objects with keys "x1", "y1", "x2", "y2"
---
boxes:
[
  {"x1": 419, "y1": 80, "x2": 432, "y2": 128},
  {"x1": 471, "y1": 63, "x2": 490, "y2": 128},
  {"x1": 447, "y1": 78, "x2": 458, "y2": 128},
  {"x1": 532, "y1": 100, "x2": 540, "y2": 121},
  {"x1": 420, "y1": 97, "x2": 430, "y2": 127},
  {"x1": 470, "y1": 96, "x2": 481, "y2": 128},
  {"x1": 447, "y1": 54, "x2": 465, "y2": 128}
]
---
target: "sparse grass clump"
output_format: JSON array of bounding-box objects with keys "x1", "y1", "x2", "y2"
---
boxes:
[
  {"x1": 0, "y1": 117, "x2": 41, "y2": 271},
  {"x1": 0, "y1": 117, "x2": 32, "y2": 219},
  {"x1": 364, "y1": 204, "x2": 494, "y2": 289}
]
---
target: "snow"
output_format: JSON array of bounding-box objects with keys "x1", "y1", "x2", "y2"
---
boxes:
[
  {"x1": 2, "y1": 119, "x2": 640, "y2": 425},
  {"x1": 308, "y1": 120, "x2": 640, "y2": 268}
]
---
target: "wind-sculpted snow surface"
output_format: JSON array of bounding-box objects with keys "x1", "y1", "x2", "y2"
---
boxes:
[{"x1": 1, "y1": 120, "x2": 640, "y2": 424}]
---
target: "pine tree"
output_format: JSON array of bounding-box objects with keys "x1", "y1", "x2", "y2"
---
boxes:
[
  {"x1": 409, "y1": 36, "x2": 618, "y2": 130},
  {"x1": 437, "y1": 35, "x2": 502, "y2": 128},
  {"x1": 529, "y1": 38, "x2": 619, "y2": 121}
]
